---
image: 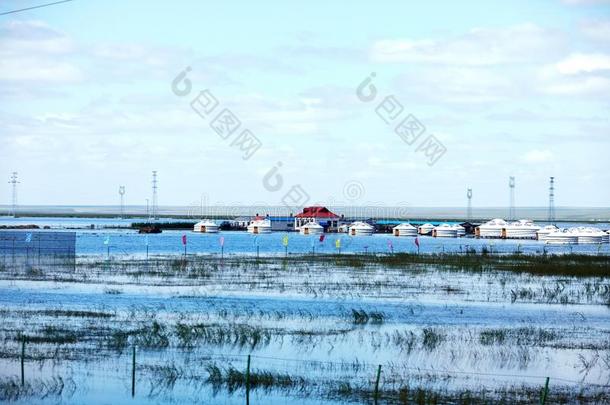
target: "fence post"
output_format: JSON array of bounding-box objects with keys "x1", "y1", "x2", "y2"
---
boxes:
[
  {"x1": 131, "y1": 346, "x2": 136, "y2": 397},
  {"x1": 374, "y1": 364, "x2": 382, "y2": 404},
  {"x1": 20, "y1": 337, "x2": 25, "y2": 386},
  {"x1": 540, "y1": 377, "x2": 549, "y2": 405},
  {"x1": 246, "y1": 354, "x2": 251, "y2": 405}
]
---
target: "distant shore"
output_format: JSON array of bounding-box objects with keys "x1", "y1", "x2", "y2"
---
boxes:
[{"x1": 1, "y1": 205, "x2": 609, "y2": 223}]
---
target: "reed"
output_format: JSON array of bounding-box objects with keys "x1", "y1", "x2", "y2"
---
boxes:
[{"x1": 205, "y1": 363, "x2": 303, "y2": 391}]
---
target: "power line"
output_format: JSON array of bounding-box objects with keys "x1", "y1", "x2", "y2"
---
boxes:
[{"x1": 0, "y1": 0, "x2": 75, "y2": 16}]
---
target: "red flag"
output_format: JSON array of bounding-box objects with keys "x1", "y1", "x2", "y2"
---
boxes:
[
  {"x1": 182, "y1": 234, "x2": 187, "y2": 245},
  {"x1": 414, "y1": 237, "x2": 420, "y2": 248},
  {"x1": 319, "y1": 234, "x2": 325, "y2": 242}
]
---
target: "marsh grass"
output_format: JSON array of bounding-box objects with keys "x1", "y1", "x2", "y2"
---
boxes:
[
  {"x1": 422, "y1": 328, "x2": 445, "y2": 351},
  {"x1": 109, "y1": 321, "x2": 169, "y2": 350},
  {"x1": 1, "y1": 252, "x2": 609, "y2": 403},
  {"x1": 351, "y1": 309, "x2": 385, "y2": 325},
  {"x1": 314, "y1": 253, "x2": 610, "y2": 278},
  {"x1": 0, "y1": 309, "x2": 114, "y2": 318},
  {"x1": 57, "y1": 253, "x2": 610, "y2": 283},
  {"x1": 174, "y1": 322, "x2": 272, "y2": 350},
  {"x1": 144, "y1": 363, "x2": 183, "y2": 389},
  {"x1": 479, "y1": 327, "x2": 557, "y2": 346},
  {"x1": 147, "y1": 361, "x2": 609, "y2": 405},
  {"x1": 18, "y1": 326, "x2": 79, "y2": 345},
  {"x1": 0, "y1": 376, "x2": 73, "y2": 402},
  {"x1": 205, "y1": 363, "x2": 304, "y2": 392}
]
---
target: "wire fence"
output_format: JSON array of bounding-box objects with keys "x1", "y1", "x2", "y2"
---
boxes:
[
  {"x1": 13, "y1": 342, "x2": 610, "y2": 404},
  {"x1": 0, "y1": 231, "x2": 76, "y2": 272}
]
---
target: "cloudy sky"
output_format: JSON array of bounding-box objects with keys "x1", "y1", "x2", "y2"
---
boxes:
[{"x1": 1, "y1": 0, "x2": 609, "y2": 208}]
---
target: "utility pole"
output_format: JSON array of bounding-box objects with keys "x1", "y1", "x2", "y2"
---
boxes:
[
  {"x1": 151, "y1": 171, "x2": 158, "y2": 220},
  {"x1": 509, "y1": 176, "x2": 516, "y2": 221},
  {"x1": 466, "y1": 188, "x2": 472, "y2": 221},
  {"x1": 548, "y1": 177, "x2": 555, "y2": 224},
  {"x1": 118, "y1": 186, "x2": 125, "y2": 219},
  {"x1": 8, "y1": 172, "x2": 19, "y2": 218}
]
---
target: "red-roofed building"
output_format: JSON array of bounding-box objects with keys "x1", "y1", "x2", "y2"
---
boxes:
[{"x1": 294, "y1": 206, "x2": 343, "y2": 232}]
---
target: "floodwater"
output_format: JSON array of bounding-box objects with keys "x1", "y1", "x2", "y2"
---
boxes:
[
  {"x1": 0, "y1": 216, "x2": 609, "y2": 257},
  {"x1": 0, "y1": 254, "x2": 609, "y2": 403}
]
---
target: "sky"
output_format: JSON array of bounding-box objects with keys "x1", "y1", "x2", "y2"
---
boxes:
[{"x1": 1, "y1": 0, "x2": 609, "y2": 209}]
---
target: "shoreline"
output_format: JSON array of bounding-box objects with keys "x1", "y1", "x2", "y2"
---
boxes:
[{"x1": 1, "y1": 214, "x2": 609, "y2": 226}]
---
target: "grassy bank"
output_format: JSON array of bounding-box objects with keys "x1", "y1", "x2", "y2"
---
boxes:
[{"x1": 289, "y1": 252, "x2": 610, "y2": 277}]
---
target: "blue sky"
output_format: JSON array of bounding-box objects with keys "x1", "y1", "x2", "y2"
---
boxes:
[{"x1": 1, "y1": 0, "x2": 609, "y2": 208}]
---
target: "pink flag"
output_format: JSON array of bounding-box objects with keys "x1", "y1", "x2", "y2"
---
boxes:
[
  {"x1": 414, "y1": 237, "x2": 420, "y2": 248},
  {"x1": 182, "y1": 234, "x2": 187, "y2": 245},
  {"x1": 319, "y1": 234, "x2": 325, "y2": 242},
  {"x1": 219, "y1": 236, "x2": 225, "y2": 247}
]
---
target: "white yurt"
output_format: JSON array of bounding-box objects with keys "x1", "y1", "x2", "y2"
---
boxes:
[
  {"x1": 537, "y1": 225, "x2": 559, "y2": 241},
  {"x1": 433, "y1": 223, "x2": 458, "y2": 238},
  {"x1": 393, "y1": 223, "x2": 418, "y2": 237},
  {"x1": 503, "y1": 220, "x2": 540, "y2": 239},
  {"x1": 452, "y1": 224, "x2": 466, "y2": 237},
  {"x1": 300, "y1": 221, "x2": 324, "y2": 235},
  {"x1": 193, "y1": 220, "x2": 219, "y2": 233},
  {"x1": 349, "y1": 221, "x2": 374, "y2": 236},
  {"x1": 568, "y1": 227, "x2": 606, "y2": 244},
  {"x1": 476, "y1": 219, "x2": 507, "y2": 238},
  {"x1": 545, "y1": 229, "x2": 578, "y2": 244},
  {"x1": 418, "y1": 223, "x2": 435, "y2": 235},
  {"x1": 247, "y1": 219, "x2": 272, "y2": 234}
]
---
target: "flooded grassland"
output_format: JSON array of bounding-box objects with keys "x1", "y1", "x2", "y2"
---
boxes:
[{"x1": 0, "y1": 253, "x2": 609, "y2": 404}]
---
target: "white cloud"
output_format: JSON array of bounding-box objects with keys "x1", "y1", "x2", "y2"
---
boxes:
[
  {"x1": 523, "y1": 149, "x2": 554, "y2": 163},
  {"x1": 0, "y1": 58, "x2": 83, "y2": 82},
  {"x1": 394, "y1": 66, "x2": 525, "y2": 103},
  {"x1": 556, "y1": 53, "x2": 610, "y2": 74},
  {"x1": 580, "y1": 19, "x2": 610, "y2": 42},
  {"x1": 0, "y1": 20, "x2": 201, "y2": 89},
  {"x1": 0, "y1": 20, "x2": 83, "y2": 83},
  {"x1": 542, "y1": 75, "x2": 610, "y2": 95},
  {"x1": 538, "y1": 54, "x2": 610, "y2": 95},
  {"x1": 0, "y1": 20, "x2": 74, "y2": 54},
  {"x1": 371, "y1": 24, "x2": 564, "y2": 66}
]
